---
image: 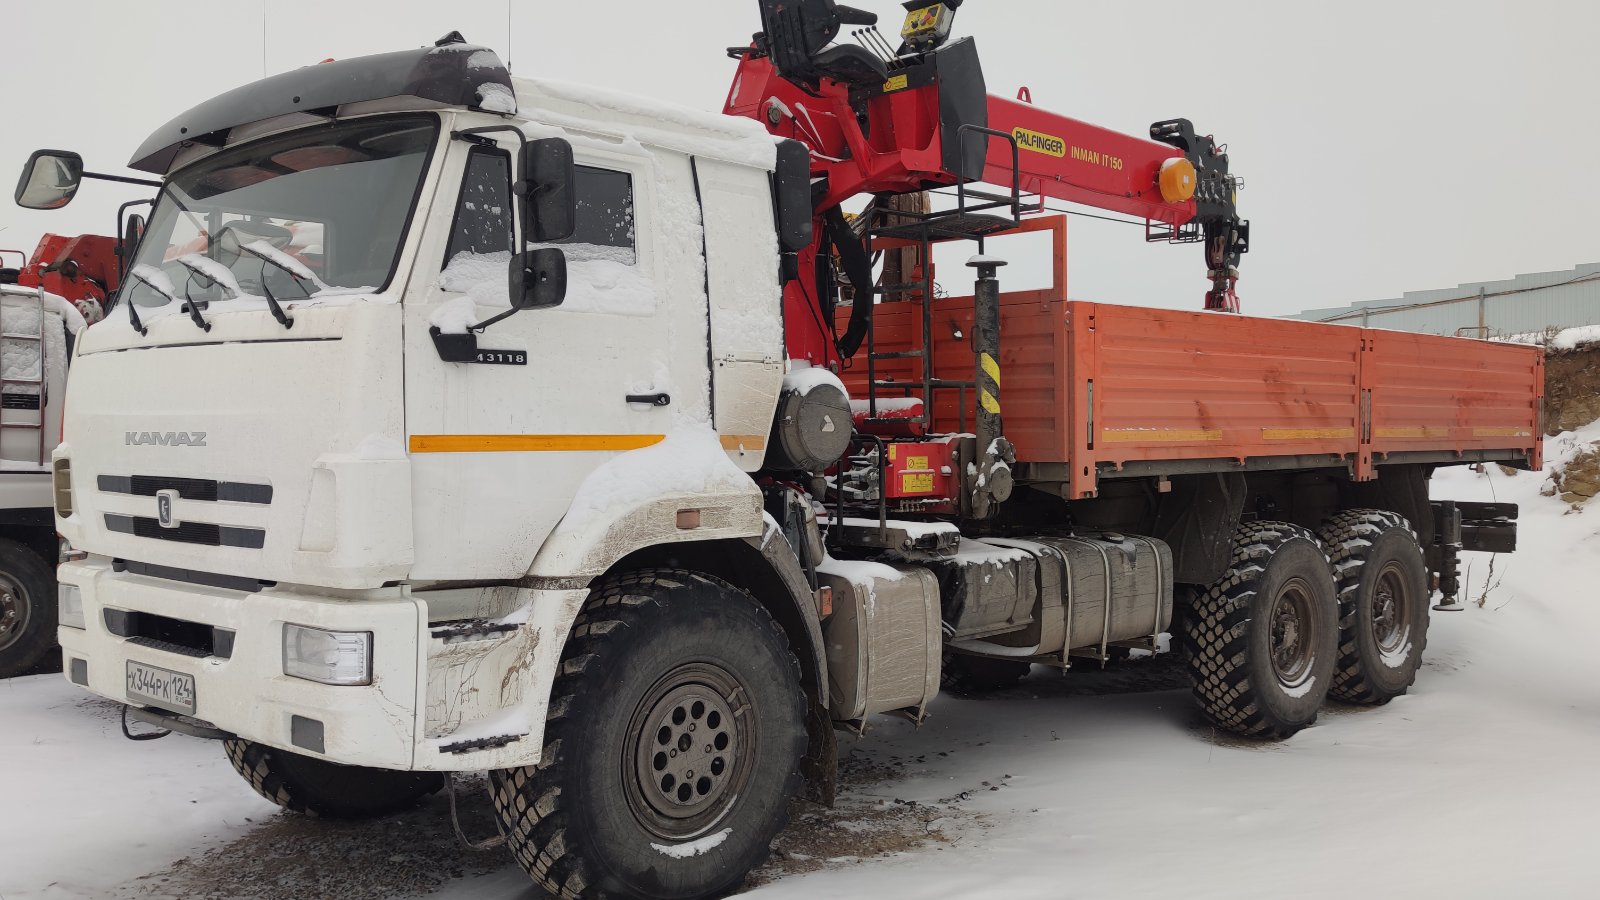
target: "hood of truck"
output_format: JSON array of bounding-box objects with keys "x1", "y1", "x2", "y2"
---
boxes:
[{"x1": 58, "y1": 301, "x2": 412, "y2": 590}]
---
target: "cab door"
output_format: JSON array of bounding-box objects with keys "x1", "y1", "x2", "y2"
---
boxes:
[{"x1": 402, "y1": 132, "x2": 689, "y2": 581}]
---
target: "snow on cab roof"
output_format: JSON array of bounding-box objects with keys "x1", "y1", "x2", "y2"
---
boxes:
[{"x1": 512, "y1": 77, "x2": 783, "y2": 171}]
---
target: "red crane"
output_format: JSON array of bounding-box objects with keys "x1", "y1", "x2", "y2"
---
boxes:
[{"x1": 725, "y1": 0, "x2": 1249, "y2": 370}]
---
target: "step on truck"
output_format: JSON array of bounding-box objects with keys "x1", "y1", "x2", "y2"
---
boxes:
[{"x1": 23, "y1": 3, "x2": 1537, "y2": 898}]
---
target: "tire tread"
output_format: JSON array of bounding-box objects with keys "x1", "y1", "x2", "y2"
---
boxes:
[
  {"x1": 491, "y1": 568, "x2": 806, "y2": 900},
  {"x1": 1181, "y1": 521, "x2": 1331, "y2": 739},
  {"x1": 1317, "y1": 509, "x2": 1427, "y2": 704}
]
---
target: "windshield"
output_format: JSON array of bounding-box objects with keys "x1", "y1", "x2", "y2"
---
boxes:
[{"x1": 119, "y1": 115, "x2": 438, "y2": 318}]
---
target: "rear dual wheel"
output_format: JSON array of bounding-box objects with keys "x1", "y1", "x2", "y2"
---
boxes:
[
  {"x1": 1183, "y1": 522, "x2": 1339, "y2": 739},
  {"x1": 1318, "y1": 510, "x2": 1429, "y2": 704}
]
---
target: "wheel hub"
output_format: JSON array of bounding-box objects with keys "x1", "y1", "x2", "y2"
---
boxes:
[
  {"x1": 625, "y1": 661, "x2": 755, "y2": 840},
  {"x1": 1372, "y1": 562, "x2": 1413, "y2": 658},
  {"x1": 0, "y1": 575, "x2": 27, "y2": 651},
  {"x1": 1268, "y1": 578, "x2": 1318, "y2": 688}
]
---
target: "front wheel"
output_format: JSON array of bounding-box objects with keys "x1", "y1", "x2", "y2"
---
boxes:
[
  {"x1": 1183, "y1": 522, "x2": 1339, "y2": 739},
  {"x1": 222, "y1": 739, "x2": 443, "y2": 818},
  {"x1": 491, "y1": 570, "x2": 807, "y2": 900}
]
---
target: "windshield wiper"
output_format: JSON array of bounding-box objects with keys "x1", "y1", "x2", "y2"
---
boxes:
[
  {"x1": 237, "y1": 243, "x2": 307, "y2": 330},
  {"x1": 171, "y1": 257, "x2": 227, "y2": 333},
  {"x1": 119, "y1": 269, "x2": 172, "y2": 336}
]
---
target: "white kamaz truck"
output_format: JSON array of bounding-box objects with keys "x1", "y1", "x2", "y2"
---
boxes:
[{"x1": 22, "y1": 12, "x2": 1534, "y2": 900}]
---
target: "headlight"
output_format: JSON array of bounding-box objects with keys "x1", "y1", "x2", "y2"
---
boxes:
[
  {"x1": 282, "y1": 624, "x2": 371, "y2": 685},
  {"x1": 58, "y1": 584, "x2": 85, "y2": 630}
]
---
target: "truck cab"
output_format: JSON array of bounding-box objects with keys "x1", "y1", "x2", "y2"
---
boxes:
[{"x1": 45, "y1": 38, "x2": 804, "y2": 773}]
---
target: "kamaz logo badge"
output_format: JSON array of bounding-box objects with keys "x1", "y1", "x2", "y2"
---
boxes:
[
  {"x1": 125, "y1": 431, "x2": 207, "y2": 447},
  {"x1": 1013, "y1": 127, "x2": 1065, "y2": 158},
  {"x1": 155, "y1": 489, "x2": 179, "y2": 529}
]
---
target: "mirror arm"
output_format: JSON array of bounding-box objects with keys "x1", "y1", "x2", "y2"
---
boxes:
[
  {"x1": 451, "y1": 125, "x2": 527, "y2": 152},
  {"x1": 84, "y1": 170, "x2": 162, "y2": 189},
  {"x1": 469, "y1": 307, "x2": 519, "y2": 333}
]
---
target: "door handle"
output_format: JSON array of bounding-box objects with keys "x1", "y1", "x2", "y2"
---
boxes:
[{"x1": 626, "y1": 393, "x2": 671, "y2": 407}]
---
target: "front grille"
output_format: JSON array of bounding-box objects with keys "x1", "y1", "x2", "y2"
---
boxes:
[
  {"x1": 0, "y1": 392, "x2": 41, "y2": 410},
  {"x1": 104, "y1": 513, "x2": 265, "y2": 549},
  {"x1": 99, "y1": 474, "x2": 272, "y2": 504}
]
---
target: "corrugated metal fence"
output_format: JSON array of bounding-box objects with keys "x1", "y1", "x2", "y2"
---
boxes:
[{"x1": 1293, "y1": 262, "x2": 1600, "y2": 337}]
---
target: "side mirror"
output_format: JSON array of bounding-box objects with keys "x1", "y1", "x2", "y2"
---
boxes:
[
  {"x1": 519, "y1": 138, "x2": 576, "y2": 243},
  {"x1": 510, "y1": 247, "x2": 567, "y2": 310},
  {"x1": 773, "y1": 139, "x2": 814, "y2": 254},
  {"x1": 15, "y1": 150, "x2": 84, "y2": 210}
]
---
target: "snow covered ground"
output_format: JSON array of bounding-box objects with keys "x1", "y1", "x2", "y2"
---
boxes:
[{"x1": 3, "y1": 436, "x2": 1597, "y2": 900}]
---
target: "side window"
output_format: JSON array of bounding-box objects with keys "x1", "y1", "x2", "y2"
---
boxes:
[
  {"x1": 443, "y1": 147, "x2": 514, "y2": 267},
  {"x1": 552, "y1": 165, "x2": 636, "y2": 265}
]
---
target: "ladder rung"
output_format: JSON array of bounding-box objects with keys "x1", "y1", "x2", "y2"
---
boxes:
[
  {"x1": 961, "y1": 187, "x2": 1015, "y2": 204},
  {"x1": 0, "y1": 423, "x2": 42, "y2": 430},
  {"x1": 0, "y1": 333, "x2": 42, "y2": 341},
  {"x1": 871, "y1": 350, "x2": 924, "y2": 360}
]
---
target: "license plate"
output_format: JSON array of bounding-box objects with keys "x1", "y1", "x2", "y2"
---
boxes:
[{"x1": 125, "y1": 660, "x2": 196, "y2": 715}]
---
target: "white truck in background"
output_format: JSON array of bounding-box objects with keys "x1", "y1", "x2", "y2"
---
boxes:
[{"x1": 0, "y1": 282, "x2": 83, "y2": 675}]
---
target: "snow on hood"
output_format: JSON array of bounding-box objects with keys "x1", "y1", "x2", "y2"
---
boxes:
[{"x1": 115, "y1": 259, "x2": 379, "y2": 328}]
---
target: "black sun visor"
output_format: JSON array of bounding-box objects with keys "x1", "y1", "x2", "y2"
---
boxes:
[{"x1": 129, "y1": 41, "x2": 514, "y2": 175}]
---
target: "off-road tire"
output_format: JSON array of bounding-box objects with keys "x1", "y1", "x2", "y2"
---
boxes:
[
  {"x1": 1182, "y1": 522, "x2": 1338, "y2": 739},
  {"x1": 941, "y1": 650, "x2": 1031, "y2": 694},
  {"x1": 222, "y1": 739, "x2": 443, "y2": 818},
  {"x1": 0, "y1": 539, "x2": 57, "y2": 678},
  {"x1": 490, "y1": 569, "x2": 808, "y2": 900},
  {"x1": 1318, "y1": 510, "x2": 1430, "y2": 704}
]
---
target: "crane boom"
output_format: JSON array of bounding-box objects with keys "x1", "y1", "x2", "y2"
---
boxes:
[{"x1": 726, "y1": 0, "x2": 1251, "y2": 369}]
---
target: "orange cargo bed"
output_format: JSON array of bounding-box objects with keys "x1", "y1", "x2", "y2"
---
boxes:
[{"x1": 843, "y1": 217, "x2": 1544, "y2": 499}]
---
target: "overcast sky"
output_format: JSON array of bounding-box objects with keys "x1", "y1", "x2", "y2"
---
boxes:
[{"x1": 2, "y1": 0, "x2": 1596, "y2": 316}]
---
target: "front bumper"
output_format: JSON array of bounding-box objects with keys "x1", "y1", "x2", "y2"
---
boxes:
[
  {"x1": 56, "y1": 558, "x2": 581, "y2": 772},
  {"x1": 58, "y1": 558, "x2": 424, "y2": 769}
]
